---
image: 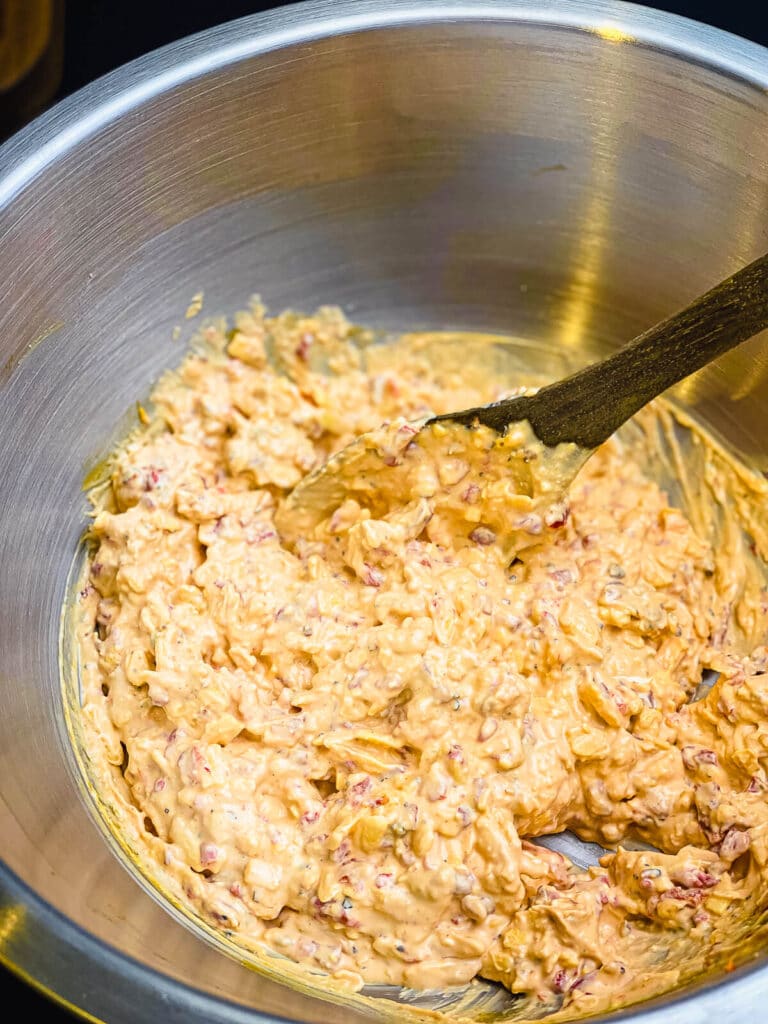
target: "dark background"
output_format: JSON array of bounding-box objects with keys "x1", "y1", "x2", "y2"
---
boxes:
[
  {"x1": 1, "y1": 0, "x2": 767, "y2": 1020},
  {"x1": 56, "y1": 1, "x2": 768, "y2": 101}
]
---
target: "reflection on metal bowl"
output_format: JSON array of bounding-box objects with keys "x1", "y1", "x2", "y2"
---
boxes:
[{"x1": 1, "y1": 1, "x2": 767, "y2": 1021}]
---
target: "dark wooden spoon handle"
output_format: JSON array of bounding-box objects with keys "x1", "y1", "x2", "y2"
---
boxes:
[{"x1": 435, "y1": 251, "x2": 768, "y2": 449}]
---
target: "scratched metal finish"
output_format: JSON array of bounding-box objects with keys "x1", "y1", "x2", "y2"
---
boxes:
[{"x1": 1, "y1": 2, "x2": 768, "y2": 1022}]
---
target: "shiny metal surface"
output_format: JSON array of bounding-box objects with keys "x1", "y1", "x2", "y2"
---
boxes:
[{"x1": 1, "y1": 1, "x2": 768, "y2": 1021}]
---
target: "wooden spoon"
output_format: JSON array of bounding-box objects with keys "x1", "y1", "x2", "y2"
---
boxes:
[
  {"x1": 429, "y1": 251, "x2": 768, "y2": 447},
  {"x1": 277, "y1": 252, "x2": 768, "y2": 538}
]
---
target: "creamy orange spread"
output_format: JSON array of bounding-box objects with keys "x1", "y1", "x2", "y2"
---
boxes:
[{"x1": 74, "y1": 305, "x2": 768, "y2": 1020}]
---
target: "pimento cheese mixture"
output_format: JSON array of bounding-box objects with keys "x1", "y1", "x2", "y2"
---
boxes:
[{"x1": 74, "y1": 304, "x2": 768, "y2": 1020}]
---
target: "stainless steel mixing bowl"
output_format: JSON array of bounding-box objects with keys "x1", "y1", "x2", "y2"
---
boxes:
[{"x1": 2, "y1": 1, "x2": 768, "y2": 1020}]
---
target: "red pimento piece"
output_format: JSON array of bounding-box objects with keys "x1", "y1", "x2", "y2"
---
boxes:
[
  {"x1": 144, "y1": 467, "x2": 163, "y2": 491},
  {"x1": 469, "y1": 526, "x2": 496, "y2": 546},
  {"x1": 720, "y1": 829, "x2": 750, "y2": 861},
  {"x1": 544, "y1": 504, "x2": 570, "y2": 529},
  {"x1": 296, "y1": 333, "x2": 314, "y2": 361},
  {"x1": 200, "y1": 842, "x2": 219, "y2": 865},
  {"x1": 662, "y1": 886, "x2": 706, "y2": 906},
  {"x1": 362, "y1": 564, "x2": 384, "y2": 587}
]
